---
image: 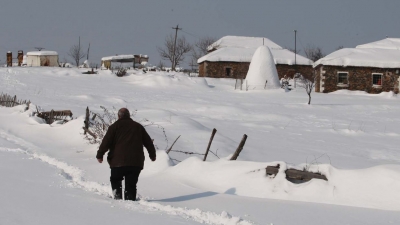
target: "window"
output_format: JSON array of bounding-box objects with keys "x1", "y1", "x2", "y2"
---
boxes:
[
  {"x1": 372, "y1": 73, "x2": 382, "y2": 86},
  {"x1": 225, "y1": 67, "x2": 232, "y2": 77},
  {"x1": 337, "y1": 72, "x2": 348, "y2": 84}
]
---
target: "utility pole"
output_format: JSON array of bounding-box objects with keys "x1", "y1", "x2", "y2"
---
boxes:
[
  {"x1": 294, "y1": 30, "x2": 297, "y2": 66},
  {"x1": 172, "y1": 25, "x2": 182, "y2": 71},
  {"x1": 294, "y1": 30, "x2": 297, "y2": 88},
  {"x1": 87, "y1": 42, "x2": 90, "y2": 61}
]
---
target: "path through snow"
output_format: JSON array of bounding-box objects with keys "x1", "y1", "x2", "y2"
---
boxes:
[{"x1": 0, "y1": 130, "x2": 254, "y2": 225}]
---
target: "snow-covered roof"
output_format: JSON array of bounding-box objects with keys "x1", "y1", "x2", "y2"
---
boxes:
[
  {"x1": 207, "y1": 36, "x2": 282, "y2": 52},
  {"x1": 27, "y1": 51, "x2": 58, "y2": 56},
  {"x1": 101, "y1": 54, "x2": 149, "y2": 62},
  {"x1": 313, "y1": 48, "x2": 400, "y2": 68},
  {"x1": 101, "y1": 55, "x2": 135, "y2": 61},
  {"x1": 198, "y1": 47, "x2": 313, "y2": 65},
  {"x1": 356, "y1": 38, "x2": 400, "y2": 50}
]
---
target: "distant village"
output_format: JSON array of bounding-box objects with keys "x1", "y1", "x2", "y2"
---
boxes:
[{"x1": 3, "y1": 35, "x2": 400, "y2": 94}]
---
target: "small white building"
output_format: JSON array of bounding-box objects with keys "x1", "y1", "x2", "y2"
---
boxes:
[{"x1": 26, "y1": 51, "x2": 59, "y2": 67}]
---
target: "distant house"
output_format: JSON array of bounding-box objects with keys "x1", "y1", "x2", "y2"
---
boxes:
[
  {"x1": 26, "y1": 51, "x2": 59, "y2": 67},
  {"x1": 314, "y1": 38, "x2": 400, "y2": 93},
  {"x1": 197, "y1": 36, "x2": 313, "y2": 80},
  {"x1": 101, "y1": 54, "x2": 149, "y2": 70}
]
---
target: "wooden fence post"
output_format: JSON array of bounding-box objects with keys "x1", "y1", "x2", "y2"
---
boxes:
[
  {"x1": 84, "y1": 107, "x2": 90, "y2": 134},
  {"x1": 49, "y1": 110, "x2": 55, "y2": 124},
  {"x1": 203, "y1": 128, "x2": 217, "y2": 161},
  {"x1": 166, "y1": 135, "x2": 181, "y2": 154},
  {"x1": 230, "y1": 134, "x2": 248, "y2": 160},
  {"x1": 11, "y1": 95, "x2": 16, "y2": 107}
]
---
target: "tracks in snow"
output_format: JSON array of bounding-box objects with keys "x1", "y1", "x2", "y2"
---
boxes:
[{"x1": 0, "y1": 130, "x2": 254, "y2": 225}]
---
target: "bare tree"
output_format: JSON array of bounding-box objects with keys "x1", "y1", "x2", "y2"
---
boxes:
[
  {"x1": 68, "y1": 37, "x2": 86, "y2": 67},
  {"x1": 192, "y1": 36, "x2": 216, "y2": 62},
  {"x1": 157, "y1": 34, "x2": 192, "y2": 71},
  {"x1": 304, "y1": 44, "x2": 325, "y2": 62},
  {"x1": 336, "y1": 45, "x2": 344, "y2": 50},
  {"x1": 297, "y1": 71, "x2": 317, "y2": 105},
  {"x1": 286, "y1": 47, "x2": 301, "y2": 54}
]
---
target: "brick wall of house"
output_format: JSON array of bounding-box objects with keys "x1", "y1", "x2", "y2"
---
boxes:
[
  {"x1": 316, "y1": 65, "x2": 400, "y2": 94},
  {"x1": 198, "y1": 61, "x2": 313, "y2": 80},
  {"x1": 198, "y1": 62, "x2": 205, "y2": 77}
]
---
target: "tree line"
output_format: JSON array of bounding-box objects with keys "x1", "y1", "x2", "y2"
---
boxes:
[{"x1": 67, "y1": 34, "x2": 336, "y2": 71}]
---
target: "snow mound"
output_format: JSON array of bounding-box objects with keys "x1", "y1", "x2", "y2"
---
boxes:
[
  {"x1": 331, "y1": 90, "x2": 398, "y2": 98},
  {"x1": 129, "y1": 73, "x2": 211, "y2": 89},
  {"x1": 245, "y1": 46, "x2": 280, "y2": 89}
]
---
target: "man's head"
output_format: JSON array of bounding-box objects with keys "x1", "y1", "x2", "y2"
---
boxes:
[{"x1": 118, "y1": 108, "x2": 130, "y2": 119}]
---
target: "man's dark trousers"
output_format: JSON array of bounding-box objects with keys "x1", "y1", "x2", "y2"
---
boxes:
[{"x1": 110, "y1": 166, "x2": 142, "y2": 201}]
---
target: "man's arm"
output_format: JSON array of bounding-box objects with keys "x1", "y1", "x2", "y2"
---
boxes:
[
  {"x1": 96, "y1": 125, "x2": 116, "y2": 162},
  {"x1": 142, "y1": 126, "x2": 156, "y2": 161}
]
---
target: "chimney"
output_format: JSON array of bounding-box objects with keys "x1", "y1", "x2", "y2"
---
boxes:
[
  {"x1": 18, "y1": 50, "x2": 23, "y2": 66},
  {"x1": 7, "y1": 51, "x2": 12, "y2": 67}
]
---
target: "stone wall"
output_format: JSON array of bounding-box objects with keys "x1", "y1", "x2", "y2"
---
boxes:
[
  {"x1": 316, "y1": 65, "x2": 400, "y2": 94},
  {"x1": 198, "y1": 61, "x2": 250, "y2": 79},
  {"x1": 198, "y1": 61, "x2": 313, "y2": 80}
]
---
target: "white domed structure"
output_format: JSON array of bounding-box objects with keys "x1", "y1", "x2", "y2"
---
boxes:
[{"x1": 245, "y1": 46, "x2": 280, "y2": 89}]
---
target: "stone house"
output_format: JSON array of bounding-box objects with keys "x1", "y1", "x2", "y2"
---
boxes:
[
  {"x1": 314, "y1": 38, "x2": 400, "y2": 93},
  {"x1": 101, "y1": 54, "x2": 149, "y2": 69},
  {"x1": 197, "y1": 36, "x2": 313, "y2": 80}
]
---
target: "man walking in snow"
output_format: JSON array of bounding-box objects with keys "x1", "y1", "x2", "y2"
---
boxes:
[{"x1": 96, "y1": 108, "x2": 156, "y2": 201}]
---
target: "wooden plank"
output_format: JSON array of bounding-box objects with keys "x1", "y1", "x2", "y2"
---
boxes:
[
  {"x1": 38, "y1": 110, "x2": 73, "y2": 118},
  {"x1": 266, "y1": 166, "x2": 279, "y2": 175},
  {"x1": 82, "y1": 127, "x2": 97, "y2": 139}
]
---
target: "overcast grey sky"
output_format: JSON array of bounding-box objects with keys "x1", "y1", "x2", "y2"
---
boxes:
[{"x1": 1, "y1": 0, "x2": 399, "y2": 68}]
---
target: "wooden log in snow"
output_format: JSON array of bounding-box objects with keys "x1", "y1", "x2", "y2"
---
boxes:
[{"x1": 266, "y1": 165, "x2": 328, "y2": 182}]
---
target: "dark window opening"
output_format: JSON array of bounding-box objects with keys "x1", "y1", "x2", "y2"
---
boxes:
[
  {"x1": 337, "y1": 72, "x2": 348, "y2": 84},
  {"x1": 225, "y1": 67, "x2": 232, "y2": 77},
  {"x1": 372, "y1": 74, "x2": 382, "y2": 85}
]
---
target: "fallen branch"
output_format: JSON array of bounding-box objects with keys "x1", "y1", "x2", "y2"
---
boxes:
[{"x1": 168, "y1": 150, "x2": 204, "y2": 156}]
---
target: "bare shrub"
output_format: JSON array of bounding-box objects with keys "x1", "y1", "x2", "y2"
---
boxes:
[
  {"x1": 68, "y1": 37, "x2": 87, "y2": 67},
  {"x1": 115, "y1": 67, "x2": 127, "y2": 77},
  {"x1": 83, "y1": 106, "x2": 168, "y2": 149},
  {"x1": 297, "y1": 71, "x2": 317, "y2": 105}
]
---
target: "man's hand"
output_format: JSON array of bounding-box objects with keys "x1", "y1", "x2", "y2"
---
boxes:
[
  {"x1": 151, "y1": 156, "x2": 156, "y2": 162},
  {"x1": 97, "y1": 158, "x2": 103, "y2": 163}
]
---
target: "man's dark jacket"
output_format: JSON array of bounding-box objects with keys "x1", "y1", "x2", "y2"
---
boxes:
[{"x1": 96, "y1": 118, "x2": 156, "y2": 168}]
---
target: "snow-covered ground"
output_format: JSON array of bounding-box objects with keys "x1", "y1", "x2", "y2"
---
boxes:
[{"x1": 1, "y1": 67, "x2": 400, "y2": 224}]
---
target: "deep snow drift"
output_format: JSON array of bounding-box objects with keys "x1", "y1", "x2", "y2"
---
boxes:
[{"x1": 1, "y1": 67, "x2": 400, "y2": 224}]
